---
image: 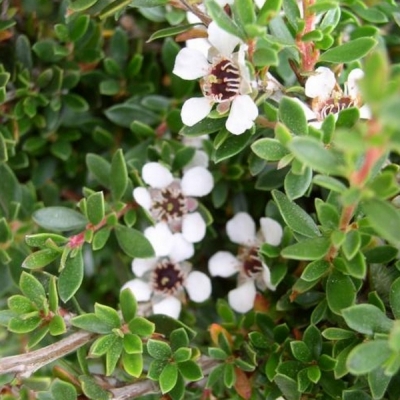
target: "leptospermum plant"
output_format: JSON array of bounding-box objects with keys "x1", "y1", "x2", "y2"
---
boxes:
[{"x1": 1, "y1": 1, "x2": 400, "y2": 400}]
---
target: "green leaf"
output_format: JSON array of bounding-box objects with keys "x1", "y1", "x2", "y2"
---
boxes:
[
  {"x1": 105, "y1": 103, "x2": 160, "y2": 128},
  {"x1": 363, "y1": 198, "x2": 400, "y2": 246},
  {"x1": 71, "y1": 314, "x2": 114, "y2": 334},
  {"x1": 106, "y1": 337, "x2": 123, "y2": 375},
  {"x1": 173, "y1": 347, "x2": 191, "y2": 363},
  {"x1": 25, "y1": 233, "x2": 67, "y2": 248},
  {"x1": 58, "y1": 250, "x2": 84, "y2": 303},
  {"x1": 279, "y1": 97, "x2": 308, "y2": 136},
  {"x1": 281, "y1": 237, "x2": 331, "y2": 260},
  {"x1": 319, "y1": 37, "x2": 377, "y2": 63},
  {"x1": 120, "y1": 288, "x2": 137, "y2": 323},
  {"x1": 50, "y1": 379, "x2": 77, "y2": 400},
  {"x1": 301, "y1": 260, "x2": 329, "y2": 282},
  {"x1": 128, "y1": 316, "x2": 155, "y2": 337},
  {"x1": 122, "y1": 352, "x2": 143, "y2": 377},
  {"x1": 284, "y1": 166, "x2": 312, "y2": 200},
  {"x1": 90, "y1": 334, "x2": 117, "y2": 356},
  {"x1": 342, "y1": 304, "x2": 394, "y2": 335},
  {"x1": 79, "y1": 375, "x2": 110, "y2": 400},
  {"x1": 290, "y1": 341, "x2": 313, "y2": 363},
  {"x1": 287, "y1": 136, "x2": 342, "y2": 175},
  {"x1": 347, "y1": 340, "x2": 392, "y2": 375},
  {"x1": 19, "y1": 272, "x2": 46, "y2": 308},
  {"x1": 148, "y1": 23, "x2": 200, "y2": 42},
  {"x1": 272, "y1": 190, "x2": 320, "y2": 238},
  {"x1": 205, "y1": 0, "x2": 244, "y2": 39},
  {"x1": 368, "y1": 367, "x2": 392, "y2": 399},
  {"x1": 87, "y1": 191, "x2": 105, "y2": 225},
  {"x1": 390, "y1": 277, "x2": 400, "y2": 319},
  {"x1": 123, "y1": 333, "x2": 142, "y2": 354},
  {"x1": 115, "y1": 225, "x2": 154, "y2": 258},
  {"x1": 213, "y1": 130, "x2": 252, "y2": 163},
  {"x1": 251, "y1": 138, "x2": 289, "y2": 161},
  {"x1": 8, "y1": 314, "x2": 42, "y2": 333},
  {"x1": 95, "y1": 303, "x2": 121, "y2": 329},
  {"x1": 0, "y1": 163, "x2": 21, "y2": 219},
  {"x1": 147, "y1": 339, "x2": 172, "y2": 360},
  {"x1": 170, "y1": 328, "x2": 190, "y2": 351},
  {"x1": 178, "y1": 360, "x2": 203, "y2": 381},
  {"x1": 342, "y1": 230, "x2": 361, "y2": 261},
  {"x1": 160, "y1": 363, "x2": 178, "y2": 394},
  {"x1": 86, "y1": 153, "x2": 111, "y2": 188},
  {"x1": 322, "y1": 328, "x2": 355, "y2": 341},
  {"x1": 232, "y1": 0, "x2": 255, "y2": 26},
  {"x1": 49, "y1": 315, "x2": 66, "y2": 336},
  {"x1": 180, "y1": 117, "x2": 225, "y2": 137},
  {"x1": 343, "y1": 251, "x2": 366, "y2": 279},
  {"x1": 98, "y1": 0, "x2": 132, "y2": 19},
  {"x1": 111, "y1": 150, "x2": 128, "y2": 201},
  {"x1": 8, "y1": 295, "x2": 35, "y2": 314},
  {"x1": 22, "y1": 248, "x2": 60, "y2": 270},
  {"x1": 33, "y1": 207, "x2": 88, "y2": 232},
  {"x1": 326, "y1": 270, "x2": 356, "y2": 315},
  {"x1": 68, "y1": 0, "x2": 98, "y2": 12}
]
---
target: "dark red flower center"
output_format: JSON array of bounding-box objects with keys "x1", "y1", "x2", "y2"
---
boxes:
[
  {"x1": 152, "y1": 260, "x2": 184, "y2": 295},
  {"x1": 239, "y1": 247, "x2": 263, "y2": 277}
]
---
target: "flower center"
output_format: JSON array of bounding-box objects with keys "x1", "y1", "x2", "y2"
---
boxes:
[
  {"x1": 239, "y1": 247, "x2": 263, "y2": 277},
  {"x1": 151, "y1": 185, "x2": 187, "y2": 223},
  {"x1": 318, "y1": 96, "x2": 356, "y2": 120},
  {"x1": 202, "y1": 58, "x2": 241, "y2": 102},
  {"x1": 152, "y1": 260, "x2": 184, "y2": 295}
]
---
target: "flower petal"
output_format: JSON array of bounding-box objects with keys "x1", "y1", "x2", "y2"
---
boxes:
[
  {"x1": 173, "y1": 47, "x2": 209, "y2": 80},
  {"x1": 169, "y1": 233, "x2": 194, "y2": 263},
  {"x1": 142, "y1": 162, "x2": 174, "y2": 189},
  {"x1": 208, "y1": 21, "x2": 241, "y2": 56},
  {"x1": 262, "y1": 263, "x2": 276, "y2": 291},
  {"x1": 226, "y1": 212, "x2": 256, "y2": 246},
  {"x1": 208, "y1": 251, "x2": 240, "y2": 277},
  {"x1": 228, "y1": 280, "x2": 256, "y2": 313},
  {"x1": 181, "y1": 97, "x2": 213, "y2": 127},
  {"x1": 153, "y1": 296, "x2": 182, "y2": 319},
  {"x1": 181, "y1": 166, "x2": 214, "y2": 197},
  {"x1": 122, "y1": 279, "x2": 152, "y2": 302},
  {"x1": 183, "y1": 150, "x2": 209, "y2": 172},
  {"x1": 305, "y1": 67, "x2": 336, "y2": 99},
  {"x1": 131, "y1": 257, "x2": 158, "y2": 277},
  {"x1": 133, "y1": 187, "x2": 152, "y2": 210},
  {"x1": 144, "y1": 222, "x2": 174, "y2": 257},
  {"x1": 185, "y1": 271, "x2": 212, "y2": 302},
  {"x1": 182, "y1": 212, "x2": 206, "y2": 243},
  {"x1": 226, "y1": 95, "x2": 258, "y2": 135},
  {"x1": 260, "y1": 217, "x2": 283, "y2": 246},
  {"x1": 346, "y1": 68, "x2": 364, "y2": 98},
  {"x1": 360, "y1": 104, "x2": 372, "y2": 120}
]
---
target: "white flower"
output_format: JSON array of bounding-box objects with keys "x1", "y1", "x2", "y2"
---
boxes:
[
  {"x1": 182, "y1": 135, "x2": 210, "y2": 171},
  {"x1": 122, "y1": 230, "x2": 211, "y2": 319},
  {"x1": 133, "y1": 162, "x2": 214, "y2": 243},
  {"x1": 208, "y1": 212, "x2": 283, "y2": 313},
  {"x1": 173, "y1": 22, "x2": 258, "y2": 135},
  {"x1": 297, "y1": 67, "x2": 371, "y2": 124}
]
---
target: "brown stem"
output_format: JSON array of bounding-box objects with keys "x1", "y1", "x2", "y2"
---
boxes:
[{"x1": 0, "y1": 331, "x2": 95, "y2": 378}]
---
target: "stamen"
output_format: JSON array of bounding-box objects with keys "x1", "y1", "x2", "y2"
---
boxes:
[
  {"x1": 238, "y1": 247, "x2": 263, "y2": 277},
  {"x1": 152, "y1": 184, "x2": 188, "y2": 224},
  {"x1": 318, "y1": 96, "x2": 356, "y2": 120},
  {"x1": 152, "y1": 260, "x2": 184, "y2": 295}
]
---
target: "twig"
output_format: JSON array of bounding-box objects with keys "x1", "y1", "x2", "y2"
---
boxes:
[{"x1": 0, "y1": 331, "x2": 95, "y2": 378}]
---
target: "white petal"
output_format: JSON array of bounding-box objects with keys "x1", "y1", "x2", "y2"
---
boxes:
[
  {"x1": 254, "y1": 0, "x2": 265, "y2": 7},
  {"x1": 228, "y1": 281, "x2": 256, "y2": 313},
  {"x1": 305, "y1": 67, "x2": 336, "y2": 99},
  {"x1": 169, "y1": 233, "x2": 194, "y2": 263},
  {"x1": 208, "y1": 251, "x2": 240, "y2": 277},
  {"x1": 226, "y1": 212, "x2": 256, "y2": 246},
  {"x1": 226, "y1": 95, "x2": 258, "y2": 135},
  {"x1": 183, "y1": 150, "x2": 209, "y2": 172},
  {"x1": 182, "y1": 212, "x2": 206, "y2": 243},
  {"x1": 181, "y1": 166, "x2": 214, "y2": 197},
  {"x1": 262, "y1": 263, "x2": 276, "y2": 291},
  {"x1": 208, "y1": 21, "x2": 241, "y2": 56},
  {"x1": 186, "y1": 38, "x2": 212, "y2": 58},
  {"x1": 131, "y1": 257, "x2": 157, "y2": 277},
  {"x1": 185, "y1": 271, "x2": 212, "y2": 302},
  {"x1": 260, "y1": 217, "x2": 283, "y2": 246},
  {"x1": 359, "y1": 104, "x2": 372, "y2": 120},
  {"x1": 181, "y1": 97, "x2": 213, "y2": 126},
  {"x1": 142, "y1": 162, "x2": 173, "y2": 189},
  {"x1": 144, "y1": 223, "x2": 174, "y2": 257},
  {"x1": 133, "y1": 187, "x2": 152, "y2": 210},
  {"x1": 173, "y1": 48, "x2": 209, "y2": 80},
  {"x1": 153, "y1": 296, "x2": 181, "y2": 318},
  {"x1": 122, "y1": 279, "x2": 152, "y2": 302},
  {"x1": 346, "y1": 68, "x2": 364, "y2": 98}
]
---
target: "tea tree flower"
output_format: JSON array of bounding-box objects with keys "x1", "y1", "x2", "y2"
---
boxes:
[
  {"x1": 133, "y1": 162, "x2": 213, "y2": 243},
  {"x1": 208, "y1": 212, "x2": 283, "y2": 313},
  {"x1": 298, "y1": 67, "x2": 371, "y2": 122},
  {"x1": 122, "y1": 223, "x2": 211, "y2": 319},
  {"x1": 173, "y1": 22, "x2": 258, "y2": 135}
]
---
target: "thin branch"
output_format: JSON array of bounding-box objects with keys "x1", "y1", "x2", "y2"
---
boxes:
[{"x1": 0, "y1": 331, "x2": 95, "y2": 378}]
